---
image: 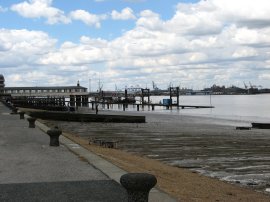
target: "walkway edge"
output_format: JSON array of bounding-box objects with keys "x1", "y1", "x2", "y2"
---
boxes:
[{"x1": 35, "y1": 119, "x2": 177, "y2": 202}]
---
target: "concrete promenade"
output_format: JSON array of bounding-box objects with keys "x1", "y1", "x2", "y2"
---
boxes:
[{"x1": 0, "y1": 102, "x2": 176, "y2": 202}]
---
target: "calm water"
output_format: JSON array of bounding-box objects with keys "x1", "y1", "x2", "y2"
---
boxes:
[
  {"x1": 86, "y1": 94, "x2": 270, "y2": 123},
  {"x1": 151, "y1": 94, "x2": 270, "y2": 123}
]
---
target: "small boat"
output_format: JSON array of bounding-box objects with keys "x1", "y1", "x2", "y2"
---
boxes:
[{"x1": 251, "y1": 123, "x2": 270, "y2": 129}]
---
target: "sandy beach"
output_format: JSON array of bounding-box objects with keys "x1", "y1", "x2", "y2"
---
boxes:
[{"x1": 40, "y1": 109, "x2": 270, "y2": 201}]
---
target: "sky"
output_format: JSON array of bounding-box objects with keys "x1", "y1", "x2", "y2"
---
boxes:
[{"x1": 0, "y1": 0, "x2": 270, "y2": 91}]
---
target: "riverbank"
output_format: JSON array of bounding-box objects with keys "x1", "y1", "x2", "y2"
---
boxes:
[
  {"x1": 39, "y1": 110, "x2": 270, "y2": 201},
  {"x1": 59, "y1": 131, "x2": 269, "y2": 201}
]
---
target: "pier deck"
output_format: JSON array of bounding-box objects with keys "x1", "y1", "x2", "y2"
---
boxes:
[{"x1": 90, "y1": 101, "x2": 214, "y2": 110}]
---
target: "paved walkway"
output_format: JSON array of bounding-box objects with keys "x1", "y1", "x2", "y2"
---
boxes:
[
  {"x1": 0, "y1": 102, "x2": 127, "y2": 201},
  {"x1": 0, "y1": 102, "x2": 176, "y2": 202}
]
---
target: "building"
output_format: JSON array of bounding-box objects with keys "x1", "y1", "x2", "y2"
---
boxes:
[{"x1": 1, "y1": 76, "x2": 88, "y2": 97}]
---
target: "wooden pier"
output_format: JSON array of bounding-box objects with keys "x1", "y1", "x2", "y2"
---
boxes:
[
  {"x1": 88, "y1": 101, "x2": 214, "y2": 112},
  {"x1": 5, "y1": 87, "x2": 214, "y2": 113}
]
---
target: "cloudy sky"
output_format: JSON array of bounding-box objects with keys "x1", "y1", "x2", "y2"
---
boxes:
[{"x1": 0, "y1": 0, "x2": 270, "y2": 90}]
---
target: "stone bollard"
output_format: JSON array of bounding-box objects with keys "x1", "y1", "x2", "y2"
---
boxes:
[
  {"x1": 19, "y1": 112, "x2": 25, "y2": 119},
  {"x1": 27, "y1": 117, "x2": 36, "y2": 128},
  {"x1": 120, "y1": 173, "x2": 157, "y2": 202},
  {"x1": 47, "y1": 127, "x2": 62, "y2": 146}
]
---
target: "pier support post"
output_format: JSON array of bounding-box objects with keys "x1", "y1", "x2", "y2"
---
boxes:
[
  {"x1": 47, "y1": 127, "x2": 62, "y2": 146},
  {"x1": 95, "y1": 104, "x2": 99, "y2": 114},
  {"x1": 151, "y1": 105, "x2": 154, "y2": 111},
  {"x1": 120, "y1": 173, "x2": 157, "y2": 202},
  {"x1": 76, "y1": 95, "x2": 82, "y2": 108},
  {"x1": 70, "y1": 95, "x2": 75, "y2": 107},
  {"x1": 19, "y1": 111, "x2": 25, "y2": 119},
  {"x1": 123, "y1": 104, "x2": 126, "y2": 111},
  {"x1": 27, "y1": 117, "x2": 36, "y2": 128},
  {"x1": 91, "y1": 102, "x2": 94, "y2": 110},
  {"x1": 125, "y1": 89, "x2": 128, "y2": 101},
  {"x1": 81, "y1": 96, "x2": 87, "y2": 107},
  {"x1": 137, "y1": 104, "x2": 139, "y2": 111},
  {"x1": 176, "y1": 87, "x2": 179, "y2": 108}
]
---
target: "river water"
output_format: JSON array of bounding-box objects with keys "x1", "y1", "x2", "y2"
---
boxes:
[
  {"x1": 150, "y1": 94, "x2": 270, "y2": 123},
  {"x1": 96, "y1": 94, "x2": 270, "y2": 123}
]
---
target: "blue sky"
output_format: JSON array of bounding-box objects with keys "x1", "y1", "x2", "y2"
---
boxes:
[
  {"x1": 0, "y1": 0, "x2": 197, "y2": 43},
  {"x1": 0, "y1": 0, "x2": 270, "y2": 90}
]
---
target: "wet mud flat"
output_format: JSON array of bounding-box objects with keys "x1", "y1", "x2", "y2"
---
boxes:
[{"x1": 43, "y1": 111, "x2": 270, "y2": 193}]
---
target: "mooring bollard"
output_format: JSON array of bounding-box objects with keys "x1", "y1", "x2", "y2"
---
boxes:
[
  {"x1": 27, "y1": 117, "x2": 36, "y2": 128},
  {"x1": 19, "y1": 111, "x2": 25, "y2": 119},
  {"x1": 47, "y1": 127, "x2": 62, "y2": 146},
  {"x1": 120, "y1": 173, "x2": 157, "y2": 202}
]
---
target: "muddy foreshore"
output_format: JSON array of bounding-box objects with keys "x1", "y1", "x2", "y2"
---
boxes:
[{"x1": 40, "y1": 109, "x2": 270, "y2": 199}]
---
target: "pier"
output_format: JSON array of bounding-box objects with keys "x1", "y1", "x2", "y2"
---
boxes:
[
  {"x1": 1, "y1": 79, "x2": 214, "y2": 113},
  {"x1": 4, "y1": 94, "x2": 214, "y2": 112}
]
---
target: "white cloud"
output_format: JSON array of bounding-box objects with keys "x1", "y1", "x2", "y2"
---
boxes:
[
  {"x1": 232, "y1": 27, "x2": 270, "y2": 46},
  {"x1": 0, "y1": 29, "x2": 56, "y2": 67},
  {"x1": 70, "y1": 10, "x2": 107, "y2": 28},
  {"x1": 232, "y1": 47, "x2": 258, "y2": 58},
  {"x1": 136, "y1": 10, "x2": 164, "y2": 30},
  {"x1": 10, "y1": 0, "x2": 70, "y2": 24},
  {"x1": 111, "y1": 7, "x2": 136, "y2": 20},
  {"x1": 39, "y1": 36, "x2": 111, "y2": 65},
  {"x1": 0, "y1": 28, "x2": 61, "y2": 86},
  {"x1": 211, "y1": 0, "x2": 270, "y2": 26}
]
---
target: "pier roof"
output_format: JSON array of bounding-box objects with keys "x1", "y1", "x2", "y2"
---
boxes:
[{"x1": 4, "y1": 85, "x2": 87, "y2": 90}]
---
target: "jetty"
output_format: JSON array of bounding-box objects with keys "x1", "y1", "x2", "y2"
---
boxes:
[{"x1": 27, "y1": 110, "x2": 145, "y2": 123}]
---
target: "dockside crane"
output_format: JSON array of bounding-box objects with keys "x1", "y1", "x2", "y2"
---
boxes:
[
  {"x1": 249, "y1": 81, "x2": 257, "y2": 89},
  {"x1": 243, "y1": 82, "x2": 248, "y2": 89},
  {"x1": 152, "y1": 81, "x2": 160, "y2": 91}
]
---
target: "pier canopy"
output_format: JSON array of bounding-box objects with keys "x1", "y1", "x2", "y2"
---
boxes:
[{"x1": 3, "y1": 85, "x2": 88, "y2": 97}]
